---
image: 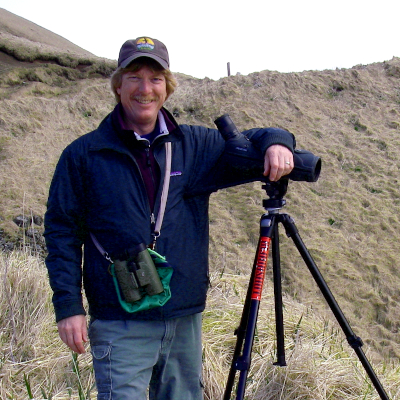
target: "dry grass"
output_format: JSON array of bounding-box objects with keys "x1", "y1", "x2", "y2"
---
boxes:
[
  {"x1": 0, "y1": 250, "x2": 94, "y2": 399},
  {"x1": 1, "y1": 250, "x2": 398, "y2": 399},
  {"x1": 203, "y1": 270, "x2": 400, "y2": 399},
  {"x1": 0, "y1": 78, "x2": 115, "y2": 237}
]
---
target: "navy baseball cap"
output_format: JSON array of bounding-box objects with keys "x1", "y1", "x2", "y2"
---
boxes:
[{"x1": 118, "y1": 37, "x2": 170, "y2": 70}]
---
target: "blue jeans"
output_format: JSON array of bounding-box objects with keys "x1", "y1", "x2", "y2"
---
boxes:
[{"x1": 88, "y1": 314, "x2": 204, "y2": 400}]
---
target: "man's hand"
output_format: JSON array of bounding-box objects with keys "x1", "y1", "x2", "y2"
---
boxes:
[
  {"x1": 264, "y1": 145, "x2": 294, "y2": 182},
  {"x1": 57, "y1": 314, "x2": 88, "y2": 354}
]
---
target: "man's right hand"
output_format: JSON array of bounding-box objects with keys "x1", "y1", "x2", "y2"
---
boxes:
[{"x1": 57, "y1": 314, "x2": 88, "y2": 354}]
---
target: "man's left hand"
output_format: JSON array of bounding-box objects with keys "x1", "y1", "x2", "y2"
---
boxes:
[{"x1": 264, "y1": 145, "x2": 294, "y2": 182}]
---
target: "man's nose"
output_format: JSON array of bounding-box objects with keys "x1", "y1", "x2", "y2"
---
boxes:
[{"x1": 139, "y1": 79, "x2": 152, "y2": 93}]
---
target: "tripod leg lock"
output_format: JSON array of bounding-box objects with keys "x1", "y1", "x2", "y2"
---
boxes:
[
  {"x1": 234, "y1": 326, "x2": 246, "y2": 336},
  {"x1": 347, "y1": 335, "x2": 364, "y2": 349},
  {"x1": 234, "y1": 356, "x2": 250, "y2": 371},
  {"x1": 280, "y1": 214, "x2": 298, "y2": 237}
]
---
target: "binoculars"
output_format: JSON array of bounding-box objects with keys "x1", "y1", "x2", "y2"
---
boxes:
[{"x1": 113, "y1": 243, "x2": 163, "y2": 303}]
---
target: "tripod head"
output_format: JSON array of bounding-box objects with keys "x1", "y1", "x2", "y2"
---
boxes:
[{"x1": 262, "y1": 179, "x2": 288, "y2": 211}]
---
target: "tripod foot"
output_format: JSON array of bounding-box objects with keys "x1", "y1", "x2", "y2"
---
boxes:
[{"x1": 273, "y1": 358, "x2": 287, "y2": 367}]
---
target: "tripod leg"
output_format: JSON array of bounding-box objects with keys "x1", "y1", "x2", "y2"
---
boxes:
[
  {"x1": 235, "y1": 234, "x2": 271, "y2": 399},
  {"x1": 271, "y1": 222, "x2": 287, "y2": 366},
  {"x1": 281, "y1": 214, "x2": 390, "y2": 400},
  {"x1": 223, "y1": 241, "x2": 259, "y2": 400},
  {"x1": 224, "y1": 214, "x2": 276, "y2": 400}
]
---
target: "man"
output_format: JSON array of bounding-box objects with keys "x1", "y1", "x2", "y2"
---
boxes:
[{"x1": 44, "y1": 36, "x2": 295, "y2": 400}]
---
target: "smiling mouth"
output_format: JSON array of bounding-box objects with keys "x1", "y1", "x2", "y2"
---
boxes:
[{"x1": 133, "y1": 96, "x2": 157, "y2": 104}]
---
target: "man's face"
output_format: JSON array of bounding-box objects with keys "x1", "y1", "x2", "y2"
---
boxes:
[{"x1": 117, "y1": 65, "x2": 167, "y2": 135}]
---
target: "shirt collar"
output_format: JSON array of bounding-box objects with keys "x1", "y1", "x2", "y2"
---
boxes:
[{"x1": 134, "y1": 110, "x2": 169, "y2": 144}]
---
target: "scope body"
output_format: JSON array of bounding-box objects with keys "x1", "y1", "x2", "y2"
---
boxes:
[{"x1": 214, "y1": 114, "x2": 321, "y2": 182}]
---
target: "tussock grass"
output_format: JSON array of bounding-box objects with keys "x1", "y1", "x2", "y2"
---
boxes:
[
  {"x1": 0, "y1": 250, "x2": 94, "y2": 399},
  {"x1": 2, "y1": 250, "x2": 398, "y2": 399}
]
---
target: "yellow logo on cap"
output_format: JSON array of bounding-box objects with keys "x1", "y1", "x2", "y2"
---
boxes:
[{"x1": 137, "y1": 37, "x2": 155, "y2": 51}]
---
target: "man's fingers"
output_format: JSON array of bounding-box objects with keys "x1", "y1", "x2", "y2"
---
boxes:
[{"x1": 57, "y1": 315, "x2": 87, "y2": 354}]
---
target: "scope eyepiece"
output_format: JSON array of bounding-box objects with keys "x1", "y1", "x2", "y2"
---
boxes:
[{"x1": 214, "y1": 114, "x2": 242, "y2": 140}]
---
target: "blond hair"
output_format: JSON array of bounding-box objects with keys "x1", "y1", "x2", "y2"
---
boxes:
[{"x1": 110, "y1": 58, "x2": 178, "y2": 103}]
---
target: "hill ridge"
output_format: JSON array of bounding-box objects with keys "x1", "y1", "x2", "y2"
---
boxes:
[{"x1": 0, "y1": 7, "x2": 95, "y2": 57}]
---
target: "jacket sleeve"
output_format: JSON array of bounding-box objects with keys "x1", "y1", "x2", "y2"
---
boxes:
[{"x1": 44, "y1": 143, "x2": 88, "y2": 322}]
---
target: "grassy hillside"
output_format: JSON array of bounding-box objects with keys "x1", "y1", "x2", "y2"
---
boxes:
[{"x1": 0, "y1": 8, "x2": 399, "y2": 399}]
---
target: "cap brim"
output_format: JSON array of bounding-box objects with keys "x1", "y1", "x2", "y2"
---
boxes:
[{"x1": 120, "y1": 53, "x2": 169, "y2": 70}]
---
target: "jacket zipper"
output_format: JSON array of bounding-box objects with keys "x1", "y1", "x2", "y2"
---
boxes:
[
  {"x1": 150, "y1": 212, "x2": 156, "y2": 234},
  {"x1": 145, "y1": 146, "x2": 157, "y2": 195}
]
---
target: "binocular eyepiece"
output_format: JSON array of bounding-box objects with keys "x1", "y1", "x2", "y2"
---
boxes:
[{"x1": 214, "y1": 114, "x2": 321, "y2": 183}]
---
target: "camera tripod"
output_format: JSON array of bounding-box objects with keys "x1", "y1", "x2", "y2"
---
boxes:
[{"x1": 223, "y1": 179, "x2": 390, "y2": 400}]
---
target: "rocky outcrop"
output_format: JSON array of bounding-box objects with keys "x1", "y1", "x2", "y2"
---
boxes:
[{"x1": 0, "y1": 213, "x2": 46, "y2": 254}]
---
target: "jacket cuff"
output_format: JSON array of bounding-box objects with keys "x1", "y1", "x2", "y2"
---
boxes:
[
  {"x1": 54, "y1": 301, "x2": 86, "y2": 323},
  {"x1": 256, "y1": 127, "x2": 296, "y2": 154}
]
